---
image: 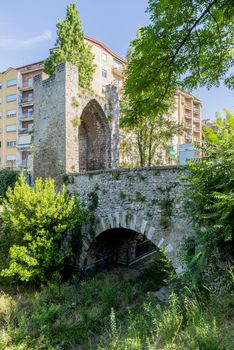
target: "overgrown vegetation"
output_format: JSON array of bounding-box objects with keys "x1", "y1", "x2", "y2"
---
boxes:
[
  {"x1": 182, "y1": 111, "x2": 234, "y2": 289},
  {"x1": 0, "y1": 174, "x2": 87, "y2": 284},
  {"x1": 0, "y1": 265, "x2": 233, "y2": 350}
]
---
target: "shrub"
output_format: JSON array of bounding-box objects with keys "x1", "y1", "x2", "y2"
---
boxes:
[
  {"x1": 0, "y1": 169, "x2": 19, "y2": 201},
  {"x1": 0, "y1": 174, "x2": 87, "y2": 284}
]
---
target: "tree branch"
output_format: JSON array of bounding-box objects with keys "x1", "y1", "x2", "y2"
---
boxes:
[{"x1": 169, "y1": 0, "x2": 220, "y2": 63}]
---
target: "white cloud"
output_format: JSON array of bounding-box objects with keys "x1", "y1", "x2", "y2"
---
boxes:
[{"x1": 0, "y1": 31, "x2": 52, "y2": 49}]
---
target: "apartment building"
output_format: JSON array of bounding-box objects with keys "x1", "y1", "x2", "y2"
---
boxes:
[
  {"x1": 119, "y1": 89, "x2": 203, "y2": 167},
  {"x1": 0, "y1": 36, "x2": 126, "y2": 171},
  {"x1": 0, "y1": 68, "x2": 19, "y2": 169}
]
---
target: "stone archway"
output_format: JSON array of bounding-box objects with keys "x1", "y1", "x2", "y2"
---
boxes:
[
  {"x1": 79, "y1": 212, "x2": 183, "y2": 273},
  {"x1": 84, "y1": 228, "x2": 158, "y2": 269},
  {"x1": 78, "y1": 99, "x2": 111, "y2": 171}
]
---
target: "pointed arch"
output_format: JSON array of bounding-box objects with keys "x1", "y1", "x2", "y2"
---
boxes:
[{"x1": 79, "y1": 99, "x2": 111, "y2": 171}]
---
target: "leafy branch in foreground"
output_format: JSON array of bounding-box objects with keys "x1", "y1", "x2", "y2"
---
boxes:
[
  {"x1": 124, "y1": 0, "x2": 234, "y2": 119},
  {"x1": 182, "y1": 110, "x2": 234, "y2": 288}
]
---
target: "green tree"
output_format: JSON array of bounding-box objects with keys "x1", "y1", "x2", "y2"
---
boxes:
[
  {"x1": 120, "y1": 115, "x2": 181, "y2": 167},
  {"x1": 44, "y1": 3, "x2": 95, "y2": 90},
  {"x1": 183, "y1": 111, "x2": 234, "y2": 287},
  {"x1": 0, "y1": 174, "x2": 87, "y2": 283},
  {"x1": 0, "y1": 169, "x2": 19, "y2": 201},
  {"x1": 124, "y1": 0, "x2": 234, "y2": 120}
]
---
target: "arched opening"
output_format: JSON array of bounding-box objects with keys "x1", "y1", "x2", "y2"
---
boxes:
[
  {"x1": 78, "y1": 99, "x2": 111, "y2": 171},
  {"x1": 84, "y1": 228, "x2": 158, "y2": 273}
]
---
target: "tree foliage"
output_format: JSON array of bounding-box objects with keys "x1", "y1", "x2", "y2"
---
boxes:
[
  {"x1": 120, "y1": 116, "x2": 181, "y2": 167},
  {"x1": 44, "y1": 3, "x2": 95, "y2": 90},
  {"x1": 0, "y1": 169, "x2": 19, "y2": 201},
  {"x1": 124, "y1": 0, "x2": 234, "y2": 119},
  {"x1": 0, "y1": 175, "x2": 87, "y2": 284},
  {"x1": 183, "y1": 111, "x2": 234, "y2": 287}
]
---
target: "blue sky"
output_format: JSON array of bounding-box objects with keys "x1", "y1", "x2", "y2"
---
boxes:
[{"x1": 0, "y1": 0, "x2": 233, "y2": 118}]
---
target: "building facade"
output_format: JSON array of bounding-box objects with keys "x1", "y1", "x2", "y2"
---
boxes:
[{"x1": 0, "y1": 68, "x2": 19, "y2": 169}]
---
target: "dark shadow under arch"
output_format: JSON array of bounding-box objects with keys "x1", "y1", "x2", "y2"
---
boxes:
[
  {"x1": 85, "y1": 228, "x2": 158, "y2": 269},
  {"x1": 79, "y1": 99, "x2": 111, "y2": 171}
]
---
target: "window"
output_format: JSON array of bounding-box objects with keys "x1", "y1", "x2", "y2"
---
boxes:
[
  {"x1": 7, "y1": 94, "x2": 17, "y2": 102},
  {"x1": 101, "y1": 52, "x2": 107, "y2": 61},
  {"x1": 101, "y1": 85, "x2": 106, "y2": 94},
  {"x1": 0, "y1": 83, "x2": 2, "y2": 89},
  {"x1": 27, "y1": 78, "x2": 33, "y2": 87},
  {"x1": 6, "y1": 155, "x2": 16, "y2": 162},
  {"x1": 7, "y1": 79, "x2": 17, "y2": 87},
  {"x1": 6, "y1": 124, "x2": 17, "y2": 132},
  {"x1": 26, "y1": 92, "x2": 33, "y2": 101},
  {"x1": 7, "y1": 140, "x2": 16, "y2": 147},
  {"x1": 0, "y1": 141, "x2": 1, "y2": 148},
  {"x1": 27, "y1": 108, "x2": 33, "y2": 116},
  {"x1": 0, "y1": 97, "x2": 2, "y2": 104},
  {"x1": 102, "y1": 68, "x2": 107, "y2": 79},
  {"x1": 7, "y1": 109, "x2": 17, "y2": 117}
]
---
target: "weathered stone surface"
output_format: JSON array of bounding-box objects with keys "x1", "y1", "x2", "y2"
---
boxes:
[
  {"x1": 67, "y1": 166, "x2": 193, "y2": 270},
  {"x1": 33, "y1": 62, "x2": 120, "y2": 183}
]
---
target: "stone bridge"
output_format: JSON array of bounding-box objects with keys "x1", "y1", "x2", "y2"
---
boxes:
[
  {"x1": 33, "y1": 62, "x2": 193, "y2": 272},
  {"x1": 67, "y1": 166, "x2": 193, "y2": 272}
]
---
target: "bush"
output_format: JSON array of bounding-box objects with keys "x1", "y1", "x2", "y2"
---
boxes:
[
  {"x1": 0, "y1": 174, "x2": 87, "y2": 284},
  {"x1": 0, "y1": 169, "x2": 19, "y2": 201}
]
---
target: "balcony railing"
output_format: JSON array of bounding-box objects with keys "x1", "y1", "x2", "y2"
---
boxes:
[
  {"x1": 194, "y1": 107, "x2": 200, "y2": 114},
  {"x1": 18, "y1": 127, "x2": 32, "y2": 134},
  {"x1": 17, "y1": 143, "x2": 30, "y2": 150},
  {"x1": 112, "y1": 65, "x2": 124, "y2": 78},
  {"x1": 19, "y1": 113, "x2": 34, "y2": 120},
  {"x1": 20, "y1": 97, "x2": 33, "y2": 104},
  {"x1": 193, "y1": 117, "x2": 200, "y2": 123},
  {"x1": 193, "y1": 127, "x2": 201, "y2": 133},
  {"x1": 22, "y1": 83, "x2": 33, "y2": 89},
  {"x1": 185, "y1": 123, "x2": 192, "y2": 129},
  {"x1": 185, "y1": 113, "x2": 192, "y2": 119},
  {"x1": 185, "y1": 103, "x2": 192, "y2": 110}
]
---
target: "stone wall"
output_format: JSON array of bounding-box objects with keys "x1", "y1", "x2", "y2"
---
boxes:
[
  {"x1": 33, "y1": 62, "x2": 120, "y2": 183},
  {"x1": 66, "y1": 166, "x2": 193, "y2": 271}
]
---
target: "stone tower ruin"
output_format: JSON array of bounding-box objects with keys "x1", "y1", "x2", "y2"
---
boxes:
[{"x1": 33, "y1": 62, "x2": 120, "y2": 182}]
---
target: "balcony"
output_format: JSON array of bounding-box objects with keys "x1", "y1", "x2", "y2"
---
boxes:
[
  {"x1": 185, "y1": 123, "x2": 192, "y2": 129},
  {"x1": 193, "y1": 107, "x2": 200, "y2": 114},
  {"x1": 193, "y1": 127, "x2": 201, "y2": 133},
  {"x1": 20, "y1": 97, "x2": 33, "y2": 106},
  {"x1": 185, "y1": 113, "x2": 192, "y2": 119},
  {"x1": 185, "y1": 137, "x2": 192, "y2": 143},
  {"x1": 185, "y1": 103, "x2": 192, "y2": 110},
  {"x1": 112, "y1": 64, "x2": 124, "y2": 78},
  {"x1": 185, "y1": 131, "x2": 192, "y2": 142},
  {"x1": 19, "y1": 113, "x2": 34, "y2": 121},
  {"x1": 18, "y1": 127, "x2": 33, "y2": 134},
  {"x1": 193, "y1": 117, "x2": 200, "y2": 123},
  {"x1": 17, "y1": 143, "x2": 30, "y2": 150},
  {"x1": 22, "y1": 83, "x2": 33, "y2": 91}
]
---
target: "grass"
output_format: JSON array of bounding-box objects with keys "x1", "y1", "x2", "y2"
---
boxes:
[{"x1": 0, "y1": 257, "x2": 233, "y2": 350}]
